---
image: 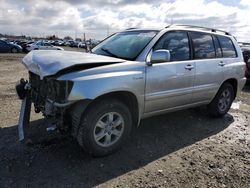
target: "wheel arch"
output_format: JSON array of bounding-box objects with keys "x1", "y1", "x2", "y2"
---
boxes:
[
  {"x1": 208, "y1": 78, "x2": 238, "y2": 117},
  {"x1": 69, "y1": 90, "x2": 140, "y2": 138},
  {"x1": 93, "y1": 91, "x2": 140, "y2": 127},
  {"x1": 222, "y1": 78, "x2": 238, "y2": 99}
]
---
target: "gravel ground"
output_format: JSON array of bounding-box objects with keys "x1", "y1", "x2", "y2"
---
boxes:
[{"x1": 0, "y1": 50, "x2": 249, "y2": 188}]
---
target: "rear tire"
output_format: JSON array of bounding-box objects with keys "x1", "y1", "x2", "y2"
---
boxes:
[
  {"x1": 207, "y1": 83, "x2": 234, "y2": 117},
  {"x1": 11, "y1": 48, "x2": 18, "y2": 53},
  {"x1": 77, "y1": 99, "x2": 132, "y2": 157}
]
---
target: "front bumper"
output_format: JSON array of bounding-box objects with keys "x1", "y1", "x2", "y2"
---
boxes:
[
  {"x1": 16, "y1": 79, "x2": 31, "y2": 141},
  {"x1": 16, "y1": 78, "x2": 73, "y2": 141},
  {"x1": 18, "y1": 96, "x2": 31, "y2": 141},
  {"x1": 16, "y1": 78, "x2": 29, "y2": 99}
]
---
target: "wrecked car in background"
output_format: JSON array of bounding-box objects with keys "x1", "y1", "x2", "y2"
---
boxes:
[
  {"x1": 26, "y1": 40, "x2": 64, "y2": 52},
  {"x1": 16, "y1": 25, "x2": 246, "y2": 156}
]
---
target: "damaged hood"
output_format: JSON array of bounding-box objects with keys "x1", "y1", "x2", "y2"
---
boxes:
[{"x1": 22, "y1": 50, "x2": 126, "y2": 79}]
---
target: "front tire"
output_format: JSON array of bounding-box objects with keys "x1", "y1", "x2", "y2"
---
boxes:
[
  {"x1": 77, "y1": 99, "x2": 132, "y2": 157},
  {"x1": 208, "y1": 83, "x2": 234, "y2": 117}
]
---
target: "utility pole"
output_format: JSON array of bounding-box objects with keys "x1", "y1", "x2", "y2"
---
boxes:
[{"x1": 83, "y1": 32, "x2": 86, "y2": 43}]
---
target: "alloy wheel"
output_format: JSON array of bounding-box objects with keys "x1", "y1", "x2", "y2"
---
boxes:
[{"x1": 93, "y1": 112, "x2": 124, "y2": 147}]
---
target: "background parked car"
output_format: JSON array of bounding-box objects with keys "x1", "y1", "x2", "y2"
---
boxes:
[
  {"x1": 54, "y1": 40, "x2": 65, "y2": 46},
  {"x1": 15, "y1": 41, "x2": 27, "y2": 52},
  {"x1": 26, "y1": 41, "x2": 64, "y2": 51},
  {"x1": 24, "y1": 41, "x2": 35, "y2": 52},
  {"x1": 78, "y1": 42, "x2": 86, "y2": 49},
  {"x1": 0, "y1": 39, "x2": 22, "y2": 53},
  {"x1": 15, "y1": 41, "x2": 34, "y2": 52},
  {"x1": 69, "y1": 41, "x2": 79, "y2": 47},
  {"x1": 241, "y1": 45, "x2": 250, "y2": 82}
]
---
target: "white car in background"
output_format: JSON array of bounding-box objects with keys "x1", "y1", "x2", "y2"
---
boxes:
[{"x1": 26, "y1": 41, "x2": 64, "y2": 52}]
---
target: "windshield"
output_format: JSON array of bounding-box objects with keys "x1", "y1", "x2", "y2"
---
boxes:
[{"x1": 92, "y1": 30, "x2": 158, "y2": 60}]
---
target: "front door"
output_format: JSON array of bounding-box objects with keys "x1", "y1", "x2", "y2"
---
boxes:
[{"x1": 145, "y1": 31, "x2": 195, "y2": 113}]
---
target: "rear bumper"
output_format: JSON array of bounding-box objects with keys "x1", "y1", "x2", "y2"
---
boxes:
[{"x1": 237, "y1": 77, "x2": 247, "y2": 97}]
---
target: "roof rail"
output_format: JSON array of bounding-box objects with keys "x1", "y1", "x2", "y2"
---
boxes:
[
  {"x1": 165, "y1": 24, "x2": 231, "y2": 36},
  {"x1": 125, "y1": 27, "x2": 138, "y2": 30}
]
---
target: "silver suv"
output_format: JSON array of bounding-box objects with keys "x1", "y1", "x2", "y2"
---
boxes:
[{"x1": 16, "y1": 25, "x2": 246, "y2": 156}]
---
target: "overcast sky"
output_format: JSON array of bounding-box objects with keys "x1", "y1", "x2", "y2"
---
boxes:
[{"x1": 0, "y1": 0, "x2": 250, "y2": 41}]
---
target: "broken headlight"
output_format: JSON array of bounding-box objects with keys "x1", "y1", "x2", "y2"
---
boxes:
[
  {"x1": 29, "y1": 72, "x2": 73, "y2": 104},
  {"x1": 46, "y1": 79, "x2": 73, "y2": 103}
]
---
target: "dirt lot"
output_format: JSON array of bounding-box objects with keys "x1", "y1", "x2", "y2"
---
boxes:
[{"x1": 0, "y1": 50, "x2": 249, "y2": 188}]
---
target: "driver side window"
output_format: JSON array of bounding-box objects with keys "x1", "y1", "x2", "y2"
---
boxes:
[{"x1": 154, "y1": 31, "x2": 190, "y2": 61}]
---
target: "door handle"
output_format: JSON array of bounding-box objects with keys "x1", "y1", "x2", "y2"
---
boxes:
[
  {"x1": 185, "y1": 64, "x2": 194, "y2": 70},
  {"x1": 218, "y1": 61, "x2": 226, "y2": 66}
]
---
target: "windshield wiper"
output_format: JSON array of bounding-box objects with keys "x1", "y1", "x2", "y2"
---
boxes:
[{"x1": 101, "y1": 47, "x2": 118, "y2": 58}]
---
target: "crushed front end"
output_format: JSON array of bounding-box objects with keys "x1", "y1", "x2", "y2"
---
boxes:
[{"x1": 16, "y1": 72, "x2": 73, "y2": 141}]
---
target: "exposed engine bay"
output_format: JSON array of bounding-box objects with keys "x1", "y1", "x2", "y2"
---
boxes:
[{"x1": 28, "y1": 72, "x2": 73, "y2": 116}]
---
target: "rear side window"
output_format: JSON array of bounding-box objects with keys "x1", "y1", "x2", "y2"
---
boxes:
[
  {"x1": 217, "y1": 36, "x2": 237, "y2": 58},
  {"x1": 189, "y1": 32, "x2": 215, "y2": 59},
  {"x1": 154, "y1": 31, "x2": 190, "y2": 61}
]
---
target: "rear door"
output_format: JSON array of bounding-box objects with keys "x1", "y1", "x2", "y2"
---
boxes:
[
  {"x1": 145, "y1": 31, "x2": 195, "y2": 113},
  {"x1": 189, "y1": 32, "x2": 224, "y2": 103},
  {"x1": 216, "y1": 35, "x2": 238, "y2": 79}
]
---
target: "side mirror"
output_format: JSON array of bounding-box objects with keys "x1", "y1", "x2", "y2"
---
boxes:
[{"x1": 150, "y1": 49, "x2": 170, "y2": 64}]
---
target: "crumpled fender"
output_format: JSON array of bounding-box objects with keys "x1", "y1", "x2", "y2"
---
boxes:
[{"x1": 58, "y1": 69, "x2": 146, "y2": 117}]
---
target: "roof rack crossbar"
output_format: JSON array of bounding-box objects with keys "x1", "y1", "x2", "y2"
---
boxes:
[{"x1": 165, "y1": 24, "x2": 231, "y2": 36}]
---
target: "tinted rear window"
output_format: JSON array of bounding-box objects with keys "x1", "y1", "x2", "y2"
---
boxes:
[
  {"x1": 189, "y1": 32, "x2": 215, "y2": 59},
  {"x1": 217, "y1": 36, "x2": 237, "y2": 58}
]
